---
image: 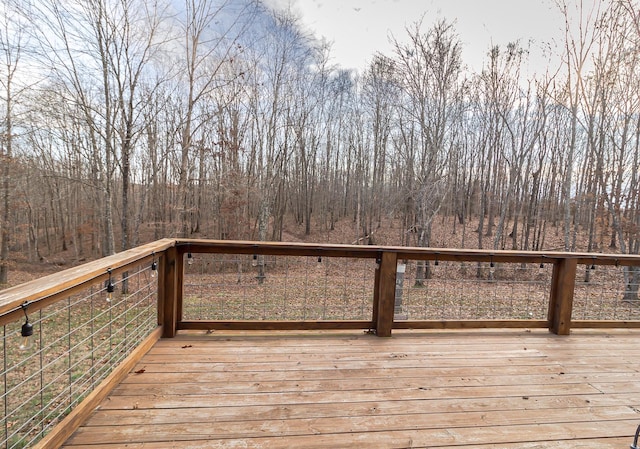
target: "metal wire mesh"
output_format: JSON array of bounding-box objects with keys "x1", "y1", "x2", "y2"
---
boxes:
[
  {"x1": 0, "y1": 262, "x2": 158, "y2": 449},
  {"x1": 573, "y1": 264, "x2": 640, "y2": 320},
  {"x1": 395, "y1": 260, "x2": 551, "y2": 321},
  {"x1": 182, "y1": 253, "x2": 376, "y2": 321}
]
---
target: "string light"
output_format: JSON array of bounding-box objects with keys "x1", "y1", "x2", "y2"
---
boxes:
[
  {"x1": 106, "y1": 268, "x2": 115, "y2": 302},
  {"x1": 150, "y1": 252, "x2": 157, "y2": 278},
  {"x1": 489, "y1": 257, "x2": 495, "y2": 275},
  {"x1": 20, "y1": 302, "x2": 33, "y2": 351},
  {"x1": 317, "y1": 255, "x2": 322, "y2": 264},
  {"x1": 187, "y1": 251, "x2": 194, "y2": 265}
]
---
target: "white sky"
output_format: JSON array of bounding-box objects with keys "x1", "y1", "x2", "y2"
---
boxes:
[{"x1": 264, "y1": 0, "x2": 567, "y2": 75}]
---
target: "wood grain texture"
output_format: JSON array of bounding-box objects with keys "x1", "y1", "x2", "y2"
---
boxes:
[
  {"x1": 0, "y1": 239, "x2": 175, "y2": 325},
  {"x1": 60, "y1": 329, "x2": 640, "y2": 448},
  {"x1": 549, "y1": 258, "x2": 578, "y2": 335}
]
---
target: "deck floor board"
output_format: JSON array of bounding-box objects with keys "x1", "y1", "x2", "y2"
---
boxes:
[{"x1": 62, "y1": 329, "x2": 640, "y2": 448}]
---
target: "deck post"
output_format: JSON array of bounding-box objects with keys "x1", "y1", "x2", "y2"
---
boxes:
[
  {"x1": 375, "y1": 251, "x2": 398, "y2": 337},
  {"x1": 161, "y1": 246, "x2": 178, "y2": 338},
  {"x1": 548, "y1": 257, "x2": 577, "y2": 335},
  {"x1": 175, "y1": 248, "x2": 185, "y2": 328}
]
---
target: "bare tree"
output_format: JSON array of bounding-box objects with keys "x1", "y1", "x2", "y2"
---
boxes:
[
  {"x1": 0, "y1": 3, "x2": 27, "y2": 283},
  {"x1": 393, "y1": 19, "x2": 463, "y2": 284}
]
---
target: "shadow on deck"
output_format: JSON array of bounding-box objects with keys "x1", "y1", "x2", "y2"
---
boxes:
[{"x1": 62, "y1": 329, "x2": 640, "y2": 448}]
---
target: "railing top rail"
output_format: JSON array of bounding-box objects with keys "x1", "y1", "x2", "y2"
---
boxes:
[
  {"x1": 0, "y1": 238, "x2": 175, "y2": 319},
  {"x1": 176, "y1": 239, "x2": 640, "y2": 266},
  {"x1": 2, "y1": 237, "x2": 639, "y2": 326}
]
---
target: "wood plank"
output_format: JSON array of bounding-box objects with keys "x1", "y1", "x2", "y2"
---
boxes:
[
  {"x1": 117, "y1": 364, "x2": 635, "y2": 385},
  {"x1": 93, "y1": 382, "x2": 604, "y2": 410},
  {"x1": 81, "y1": 393, "x2": 640, "y2": 428},
  {"x1": 65, "y1": 406, "x2": 638, "y2": 445},
  {"x1": 173, "y1": 238, "x2": 640, "y2": 266},
  {"x1": 115, "y1": 355, "x2": 637, "y2": 373},
  {"x1": 61, "y1": 437, "x2": 636, "y2": 449},
  {"x1": 60, "y1": 329, "x2": 640, "y2": 448},
  {"x1": 110, "y1": 371, "x2": 640, "y2": 397},
  {"x1": 63, "y1": 419, "x2": 640, "y2": 448},
  {"x1": 178, "y1": 320, "x2": 373, "y2": 331}
]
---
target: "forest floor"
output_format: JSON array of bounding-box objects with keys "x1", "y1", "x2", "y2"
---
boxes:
[{"x1": 3, "y1": 214, "x2": 594, "y2": 289}]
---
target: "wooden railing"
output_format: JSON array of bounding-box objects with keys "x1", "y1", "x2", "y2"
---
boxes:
[
  {"x1": 0, "y1": 238, "x2": 640, "y2": 447},
  {"x1": 0, "y1": 239, "x2": 174, "y2": 449},
  {"x1": 167, "y1": 240, "x2": 640, "y2": 337}
]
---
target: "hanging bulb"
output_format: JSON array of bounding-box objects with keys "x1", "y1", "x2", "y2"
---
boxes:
[
  {"x1": 434, "y1": 258, "x2": 439, "y2": 267},
  {"x1": 489, "y1": 260, "x2": 495, "y2": 275},
  {"x1": 317, "y1": 255, "x2": 322, "y2": 264},
  {"x1": 106, "y1": 269, "x2": 115, "y2": 302},
  {"x1": 20, "y1": 321, "x2": 33, "y2": 351},
  {"x1": 539, "y1": 263, "x2": 545, "y2": 274},
  {"x1": 252, "y1": 254, "x2": 257, "y2": 267},
  {"x1": 19, "y1": 303, "x2": 33, "y2": 351},
  {"x1": 187, "y1": 252, "x2": 194, "y2": 265},
  {"x1": 150, "y1": 252, "x2": 158, "y2": 278}
]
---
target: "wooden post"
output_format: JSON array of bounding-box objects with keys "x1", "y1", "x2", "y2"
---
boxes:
[
  {"x1": 161, "y1": 246, "x2": 178, "y2": 338},
  {"x1": 372, "y1": 253, "x2": 381, "y2": 328},
  {"x1": 375, "y1": 251, "x2": 397, "y2": 337},
  {"x1": 156, "y1": 253, "x2": 165, "y2": 327},
  {"x1": 548, "y1": 257, "x2": 577, "y2": 335},
  {"x1": 175, "y1": 249, "x2": 184, "y2": 328}
]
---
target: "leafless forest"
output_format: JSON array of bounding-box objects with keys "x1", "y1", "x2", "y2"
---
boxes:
[{"x1": 0, "y1": 0, "x2": 639, "y2": 287}]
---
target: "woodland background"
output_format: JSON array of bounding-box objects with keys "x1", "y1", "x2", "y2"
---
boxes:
[{"x1": 1, "y1": 0, "x2": 640, "y2": 287}]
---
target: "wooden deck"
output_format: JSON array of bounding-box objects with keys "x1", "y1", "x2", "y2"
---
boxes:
[{"x1": 61, "y1": 329, "x2": 640, "y2": 448}]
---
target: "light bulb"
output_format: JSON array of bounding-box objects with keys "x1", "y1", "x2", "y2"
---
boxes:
[
  {"x1": 19, "y1": 337, "x2": 31, "y2": 351},
  {"x1": 187, "y1": 252, "x2": 194, "y2": 265},
  {"x1": 489, "y1": 261, "x2": 495, "y2": 275},
  {"x1": 151, "y1": 260, "x2": 158, "y2": 277},
  {"x1": 106, "y1": 280, "x2": 115, "y2": 302},
  {"x1": 20, "y1": 321, "x2": 33, "y2": 351}
]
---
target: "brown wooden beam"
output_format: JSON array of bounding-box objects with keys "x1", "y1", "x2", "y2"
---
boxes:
[
  {"x1": 375, "y1": 251, "x2": 398, "y2": 337},
  {"x1": 162, "y1": 246, "x2": 178, "y2": 338},
  {"x1": 178, "y1": 320, "x2": 374, "y2": 331},
  {"x1": 548, "y1": 258, "x2": 578, "y2": 335},
  {"x1": 394, "y1": 320, "x2": 549, "y2": 330}
]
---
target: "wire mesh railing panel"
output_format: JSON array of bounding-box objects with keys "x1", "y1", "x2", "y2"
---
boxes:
[
  {"x1": 182, "y1": 253, "x2": 376, "y2": 321},
  {"x1": 396, "y1": 260, "x2": 551, "y2": 321},
  {"x1": 0, "y1": 262, "x2": 158, "y2": 449},
  {"x1": 573, "y1": 264, "x2": 640, "y2": 321}
]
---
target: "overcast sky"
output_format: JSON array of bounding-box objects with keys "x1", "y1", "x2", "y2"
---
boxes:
[{"x1": 264, "y1": 0, "x2": 567, "y2": 75}]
